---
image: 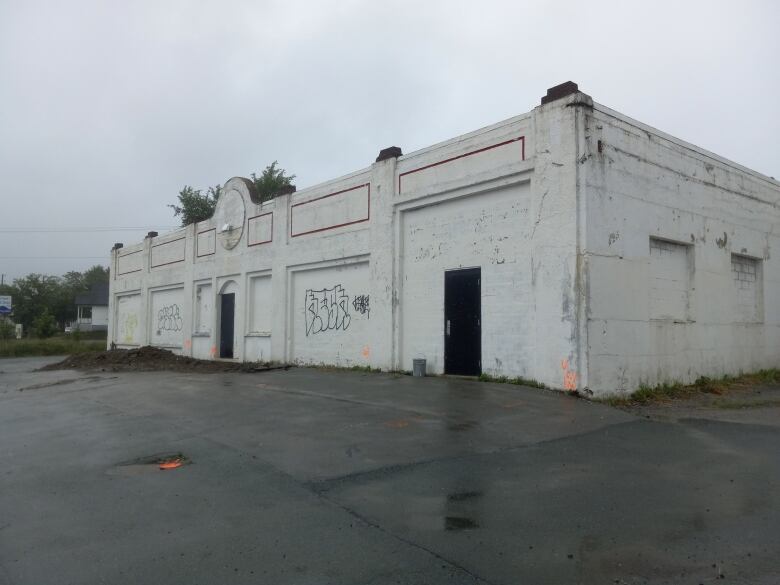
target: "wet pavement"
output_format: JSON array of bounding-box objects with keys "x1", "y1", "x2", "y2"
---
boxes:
[{"x1": 0, "y1": 357, "x2": 778, "y2": 584}]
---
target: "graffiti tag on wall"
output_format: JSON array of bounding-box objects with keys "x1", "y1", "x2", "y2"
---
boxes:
[
  {"x1": 305, "y1": 285, "x2": 352, "y2": 336},
  {"x1": 157, "y1": 304, "x2": 183, "y2": 335},
  {"x1": 352, "y1": 294, "x2": 369, "y2": 317},
  {"x1": 122, "y1": 313, "x2": 138, "y2": 344}
]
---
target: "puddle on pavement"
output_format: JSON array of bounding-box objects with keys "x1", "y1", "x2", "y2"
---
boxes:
[
  {"x1": 384, "y1": 419, "x2": 410, "y2": 429},
  {"x1": 444, "y1": 516, "x2": 479, "y2": 531},
  {"x1": 447, "y1": 420, "x2": 478, "y2": 431},
  {"x1": 447, "y1": 490, "x2": 483, "y2": 502},
  {"x1": 402, "y1": 490, "x2": 484, "y2": 532},
  {"x1": 108, "y1": 453, "x2": 191, "y2": 476},
  {"x1": 445, "y1": 491, "x2": 482, "y2": 530}
]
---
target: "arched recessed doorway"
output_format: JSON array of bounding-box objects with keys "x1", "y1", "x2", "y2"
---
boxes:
[{"x1": 218, "y1": 281, "x2": 238, "y2": 358}]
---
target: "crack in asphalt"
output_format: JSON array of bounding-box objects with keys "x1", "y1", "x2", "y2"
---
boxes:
[{"x1": 305, "y1": 418, "x2": 644, "y2": 494}]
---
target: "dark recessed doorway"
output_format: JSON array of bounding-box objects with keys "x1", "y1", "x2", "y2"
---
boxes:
[
  {"x1": 219, "y1": 293, "x2": 235, "y2": 359},
  {"x1": 444, "y1": 268, "x2": 481, "y2": 376}
]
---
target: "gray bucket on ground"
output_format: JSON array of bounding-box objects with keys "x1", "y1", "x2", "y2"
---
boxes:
[{"x1": 412, "y1": 358, "x2": 426, "y2": 377}]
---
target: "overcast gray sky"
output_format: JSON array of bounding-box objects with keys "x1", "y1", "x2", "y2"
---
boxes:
[{"x1": 1, "y1": 0, "x2": 777, "y2": 281}]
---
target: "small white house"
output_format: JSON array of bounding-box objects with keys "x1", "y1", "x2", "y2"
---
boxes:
[
  {"x1": 108, "y1": 82, "x2": 780, "y2": 395},
  {"x1": 74, "y1": 282, "x2": 109, "y2": 331}
]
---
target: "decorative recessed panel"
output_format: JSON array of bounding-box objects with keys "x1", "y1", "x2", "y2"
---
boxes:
[
  {"x1": 151, "y1": 237, "x2": 186, "y2": 268},
  {"x1": 116, "y1": 249, "x2": 143, "y2": 276},
  {"x1": 291, "y1": 184, "x2": 370, "y2": 238},
  {"x1": 399, "y1": 136, "x2": 525, "y2": 195},
  {"x1": 197, "y1": 228, "x2": 216, "y2": 257},
  {"x1": 248, "y1": 212, "x2": 273, "y2": 247}
]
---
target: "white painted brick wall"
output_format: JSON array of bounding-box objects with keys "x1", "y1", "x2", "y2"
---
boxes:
[
  {"x1": 582, "y1": 102, "x2": 780, "y2": 393},
  {"x1": 107, "y1": 89, "x2": 780, "y2": 395},
  {"x1": 108, "y1": 102, "x2": 572, "y2": 386},
  {"x1": 399, "y1": 184, "x2": 534, "y2": 376}
]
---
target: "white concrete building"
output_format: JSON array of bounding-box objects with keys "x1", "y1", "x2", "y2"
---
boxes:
[{"x1": 108, "y1": 82, "x2": 780, "y2": 395}]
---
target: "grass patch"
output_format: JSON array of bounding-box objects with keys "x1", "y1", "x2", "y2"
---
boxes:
[
  {"x1": 0, "y1": 338, "x2": 105, "y2": 358},
  {"x1": 602, "y1": 382, "x2": 698, "y2": 407},
  {"x1": 601, "y1": 368, "x2": 780, "y2": 407},
  {"x1": 310, "y1": 363, "x2": 383, "y2": 374},
  {"x1": 69, "y1": 330, "x2": 108, "y2": 341},
  {"x1": 478, "y1": 372, "x2": 548, "y2": 389},
  {"x1": 348, "y1": 364, "x2": 383, "y2": 373},
  {"x1": 736, "y1": 369, "x2": 780, "y2": 384}
]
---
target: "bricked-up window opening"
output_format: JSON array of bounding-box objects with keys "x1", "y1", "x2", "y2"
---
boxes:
[
  {"x1": 194, "y1": 283, "x2": 212, "y2": 334},
  {"x1": 649, "y1": 238, "x2": 692, "y2": 321},
  {"x1": 731, "y1": 254, "x2": 763, "y2": 323}
]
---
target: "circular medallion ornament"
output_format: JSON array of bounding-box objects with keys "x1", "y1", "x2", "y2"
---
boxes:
[{"x1": 215, "y1": 181, "x2": 247, "y2": 250}]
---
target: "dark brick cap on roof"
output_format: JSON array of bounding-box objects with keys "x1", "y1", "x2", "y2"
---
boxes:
[
  {"x1": 541, "y1": 81, "x2": 580, "y2": 105},
  {"x1": 376, "y1": 146, "x2": 402, "y2": 162}
]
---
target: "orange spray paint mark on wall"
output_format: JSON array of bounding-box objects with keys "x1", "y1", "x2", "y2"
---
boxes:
[
  {"x1": 209, "y1": 345, "x2": 217, "y2": 358},
  {"x1": 184, "y1": 339, "x2": 192, "y2": 350},
  {"x1": 561, "y1": 358, "x2": 578, "y2": 391},
  {"x1": 361, "y1": 345, "x2": 370, "y2": 358}
]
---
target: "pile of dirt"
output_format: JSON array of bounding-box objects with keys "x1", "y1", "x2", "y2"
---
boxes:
[{"x1": 41, "y1": 346, "x2": 288, "y2": 373}]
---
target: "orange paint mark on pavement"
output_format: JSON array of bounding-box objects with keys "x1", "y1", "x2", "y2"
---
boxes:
[
  {"x1": 159, "y1": 461, "x2": 183, "y2": 470},
  {"x1": 158, "y1": 456, "x2": 186, "y2": 470}
]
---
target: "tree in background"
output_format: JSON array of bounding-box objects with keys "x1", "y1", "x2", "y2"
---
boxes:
[
  {"x1": 251, "y1": 161, "x2": 296, "y2": 203},
  {"x1": 168, "y1": 185, "x2": 222, "y2": 227},
  {"x1": 0, "y1": 320, "x2": 13, "y2": 341},
  {"x1": 1, "y1": 265, "x2": 110, "y2": 334},
  {"x1": 169, "y1": 162, "x2": 295, "y2": 226},
  {"x1": 62, "y1": 265, "x2": 110, "y2": 293},
  {"x1": 32, "y1": 308, "x2": 58, "y2": 339},
  {"x1": 10, "y1": 274, "x2": 65, "y2": 332}
]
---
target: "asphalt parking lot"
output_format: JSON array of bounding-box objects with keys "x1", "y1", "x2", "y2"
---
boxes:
[{"x1": 1, "y1": 357, "x2": 778, "y2": 585}]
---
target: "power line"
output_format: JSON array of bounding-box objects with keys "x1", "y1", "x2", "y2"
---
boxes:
[
  {"x1": 0, "y1": 256, "x2": 108, "y2": 259},
  {"x1": 0, "y1": 226, "x2": 177, "y2": 233}
]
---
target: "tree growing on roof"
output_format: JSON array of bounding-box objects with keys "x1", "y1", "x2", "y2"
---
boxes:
[
  {"x1": 250, "y1": 161, "x2": 296, "y2": 203},
  {"x1": 168, "y1": 185, "x2": 222, "y2": 227},
  {"x1": 169, "y1": 163, "x2": 295, "y2": 226}
]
